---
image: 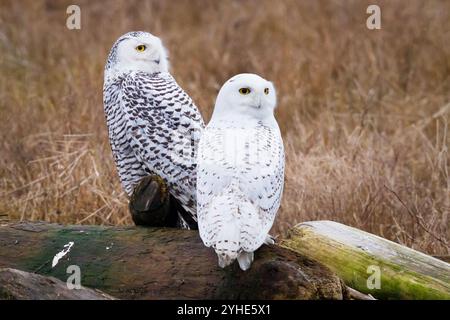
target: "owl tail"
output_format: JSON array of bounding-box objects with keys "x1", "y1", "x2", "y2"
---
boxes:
[
  {"x1": 214, "y1": 222, "x2": 240, "y2": 268},
  {"x1": 217, "y1": 252, "x2": 236, "y2": 268},
  {"x1": 216, "y1": 251, "x2": 254, "y2": 271},
  {"x1": 237, "y1": 252, "x2": 254, "y2": 271}
]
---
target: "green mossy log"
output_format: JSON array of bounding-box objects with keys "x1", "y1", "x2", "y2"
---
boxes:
[
  {"x1": 281, "y1": 221, "x2": 450, "y2": 300},
  {"x1": 0, "y1": 221, "x2": 346, "y2": 300}
]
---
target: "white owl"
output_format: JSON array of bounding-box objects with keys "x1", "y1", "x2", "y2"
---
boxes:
[
  {"x1": 103, "y1": 32, "x2": 204, "y2": 229},
  {"x1": 197, "y1": 73, "x2": 285, "y2": 270}
]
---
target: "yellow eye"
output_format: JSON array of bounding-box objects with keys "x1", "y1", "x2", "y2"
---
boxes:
[
  {"x1": 135, "y1": 45, "x2": 146, "y2": 52},
  {"x1": 264, "y1": 88, "x2": 269, "y2": 95},
  {"x1": 239, "y1": 88, "x2": 251, "y2": 95}
]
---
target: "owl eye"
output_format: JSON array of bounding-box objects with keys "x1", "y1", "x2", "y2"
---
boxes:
[
  {"x1": 239, "y1": 88, "x2": 251, "y2": 95},
  {"x1": 264, "y1": 88, "x2": 269, "y2": 95},
  {"x1": 135, "y1": 45, "x2": 147, "y2": 52}
]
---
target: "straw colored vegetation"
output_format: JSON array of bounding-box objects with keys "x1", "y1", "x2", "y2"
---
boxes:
[{"x1": 0, "y1": 0, "x2": 448, "y2": 254}]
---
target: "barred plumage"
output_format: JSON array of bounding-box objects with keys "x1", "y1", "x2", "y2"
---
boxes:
[{"x1": 103, "y1": 32, "x2": 204, "y2": 228}]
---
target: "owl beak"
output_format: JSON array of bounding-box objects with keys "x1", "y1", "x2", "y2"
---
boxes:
[{"x1": 252, "y1": 96, "x2": 262, "y2": 109}]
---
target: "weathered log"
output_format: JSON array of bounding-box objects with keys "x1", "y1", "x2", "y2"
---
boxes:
[
  {"x1": 0, "y1": 268, "x2": 115, "y2": 300},
  {"x1": 0, "y1": 221, "x2": 346, "y2": 300},
  {"x1": 281, "y1": 220, "x2": 450, "y2": 300}
]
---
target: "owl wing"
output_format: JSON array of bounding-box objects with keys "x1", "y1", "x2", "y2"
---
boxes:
[
  {"x1": 239, "y1": 125, "x2": 285, "y2": 251},
  {"x1": 120, "y1": 71, "x2": 204, "y2": 221},
  {"x1": 196, "y1": 125, "x2": 235, "y2": 247}
]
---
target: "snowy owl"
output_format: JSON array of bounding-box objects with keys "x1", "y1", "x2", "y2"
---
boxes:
[
  {"x1": 103, "y1": 31, "x2": 204, "y2": 229},
  {"x1": 197, "y1": 73, "x2": 285, "y2": 270}
]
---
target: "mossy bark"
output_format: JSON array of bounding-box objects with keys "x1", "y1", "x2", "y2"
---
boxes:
[
  {"x1": 281, "y1": 220, "x2": 450, "y2": 300},
  {"x1": 0, "y1": 221, "x2": 345, "y2": 300}
]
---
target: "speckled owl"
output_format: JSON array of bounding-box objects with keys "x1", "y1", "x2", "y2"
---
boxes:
[{"x1": 103, "y1": 31, "x2": 204, "y2": 229}]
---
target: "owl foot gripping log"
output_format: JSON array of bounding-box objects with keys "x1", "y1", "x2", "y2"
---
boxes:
[
  {"x1": 103, "y1": 31, "x2": 204, "y2": 229},
  {"x1": 129, "y1": 175, "x2": 170, "y2": 227},
  {"x1": 197, "y1": 74, "x2": 285, "y2": 271},
  {"x1": 129, "y1": 175, "x2": 198, "y2": 229}
]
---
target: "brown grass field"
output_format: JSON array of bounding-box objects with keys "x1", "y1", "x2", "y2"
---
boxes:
[{"x1": 0, "y1": 0, "x2": 448, "y2": 255}]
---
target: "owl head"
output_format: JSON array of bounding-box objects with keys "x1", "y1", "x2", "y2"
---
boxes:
[
  {"x1": 105, "y1": 31, "x2": 169, "y2": 76},
  {"x1": 213, "y1": 73, "x2": 277, "y2": 120}
]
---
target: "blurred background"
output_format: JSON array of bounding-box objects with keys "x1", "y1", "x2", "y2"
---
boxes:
[{"x1": 0, "y1": 0, "x2": 448, "y2": 254}]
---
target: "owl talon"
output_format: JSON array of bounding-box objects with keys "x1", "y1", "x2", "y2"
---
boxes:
[{"x1": 264, "y1": 234, "x2": 275, "y2": 245}]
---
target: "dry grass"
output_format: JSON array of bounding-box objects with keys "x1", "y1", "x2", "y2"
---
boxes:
[{"x1": 0, "y1": 0, "x2": 448, "y2": 255}]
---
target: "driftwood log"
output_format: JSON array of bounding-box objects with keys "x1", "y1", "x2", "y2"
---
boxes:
[
  {"x1": 0, "y1": 221, "x2": 347, "y2": 300},
  {"x1": 281, "y1": 221, "x2": 450, "y2": 300},
  {"x1": 0, "y1": 268, "x2": 115, "y2": 300}
]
